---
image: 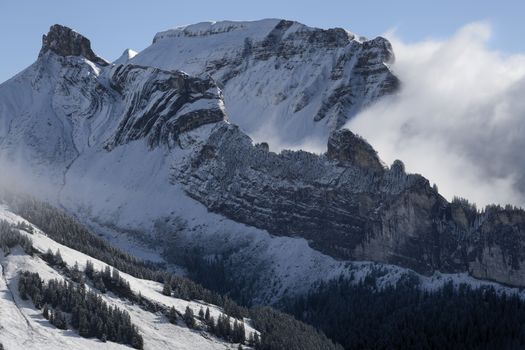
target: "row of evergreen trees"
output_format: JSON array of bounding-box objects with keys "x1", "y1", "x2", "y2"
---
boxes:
[
  {"x1": 4, "y1": 193, "x2": 236, "y2": 308},
  {"x1": 186, "y1": 304, "x2": 252, "y2": 345},
  {"x1": 0, "y1": 219, "x2": 33, "y2": 254},
  {"x1": 42, "y1": 249, "x2": 137, "y2": 302},
  {"x1": 40, "y1": 250, "x2": 251, "y2": 347},
  {"x1": 40, "y1": 239, "x2": 298, "y2": 349},
  {"x1": 18, "y1": 271, "x2": 144, "y2": 349}
]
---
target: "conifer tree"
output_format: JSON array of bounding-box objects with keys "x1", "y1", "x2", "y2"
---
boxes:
[
  {"x1": 54, "y1": 249, "x2": 64, "y2": 267},
  {"x1": 43, "y1": 305, "x2": 49, "y2": 319},
  {"x1": 85, "y1": 260, "x2": 94, "y2": 278},
  {"x1": 205, "y1": 307, "x2": 211, "y2": 322},
  {"x1": 168, "y1": 306, "x2": 178, "y2": 324},
  {"x1": 162, "y1": 278, "x2": 172, "y2": 296},
  {"x1": 184, "y1": 306, "x2": 196, "y2": 328}
]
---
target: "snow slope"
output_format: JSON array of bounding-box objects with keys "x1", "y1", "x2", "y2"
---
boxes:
[{"x1": 0, "y1": 205, "x2": 254, "y2": 349}]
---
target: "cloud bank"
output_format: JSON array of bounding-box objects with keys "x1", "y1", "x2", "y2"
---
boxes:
[{"x1": 347, "y1": 22, "x2": 525, "y2": 207}]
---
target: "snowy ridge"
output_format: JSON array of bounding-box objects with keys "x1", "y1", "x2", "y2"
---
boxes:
[
  {"x1": 153, "y1": 19, "x2": 285, "y2": 42},
  {"x1": 0, "y1": 22, "x2": 399, "y2": 305},
  {"x1": 113, "y1": 49, "x2": 138, "y2": 66}
]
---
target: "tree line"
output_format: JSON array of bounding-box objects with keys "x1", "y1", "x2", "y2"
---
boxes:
[
  {"x1": 285, "y1": 272, "x2": 525, "y2": 349},
  {"x1": 0, "y1": 219, "x2": 33, "y2": 254},
  {"x1": 18, "y1": 271, "x2": 144, "y2": 349}
]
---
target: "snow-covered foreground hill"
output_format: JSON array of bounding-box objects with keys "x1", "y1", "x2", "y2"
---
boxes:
[{"x1": 0, "y1": 204, "x2": 256, "y2": 350}]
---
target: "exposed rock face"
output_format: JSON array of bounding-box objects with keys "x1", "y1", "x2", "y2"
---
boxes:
[
  {"x1": 174, "y1": 124, "x2": 525, "y2": 286},
  {"x1": 327, "y1": 129, "x2": 384, "y2": 172},
  {"x1": 39, "y1": 24, "x2": 109, "y2": 66},
  {"x1": 108, "y1": 64, "x2": 226, "y2": 148}
]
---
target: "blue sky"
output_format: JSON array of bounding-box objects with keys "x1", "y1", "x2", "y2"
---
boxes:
[{"x1": 0, "y1": 0, "x2": 523, "y2": 83}]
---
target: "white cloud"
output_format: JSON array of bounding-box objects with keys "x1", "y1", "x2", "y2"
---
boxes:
[{"x1": 347, "y1": 22, "x2": 525, "y2": 207}]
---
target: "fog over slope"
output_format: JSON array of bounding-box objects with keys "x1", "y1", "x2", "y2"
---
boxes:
[{"x1": 348, "y1": 22, "x2": 525, "y2": 207}]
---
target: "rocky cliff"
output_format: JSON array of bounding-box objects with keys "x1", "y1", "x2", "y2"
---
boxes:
[{"x1": 174, "y1": 125, "x2": 525, "y2": 286}]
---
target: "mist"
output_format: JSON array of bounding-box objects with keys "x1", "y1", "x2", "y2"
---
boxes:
[{"x1": 346, "y1": 22, "x2": 525, "y2": 207}]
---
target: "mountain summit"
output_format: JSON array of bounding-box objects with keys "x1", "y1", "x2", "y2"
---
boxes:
[
  {"x1": 39, "y1": 24, "x2": 108, "y2": 66},
  {"x1": 133, "y1": 19, "x2": 399, "y2": 148}
]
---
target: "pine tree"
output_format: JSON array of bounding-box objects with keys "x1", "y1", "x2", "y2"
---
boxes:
[
  {"x1": 53, "y1": 310, "x2": 68, "y2": 330},
  {"x1": 43, "y1": 305, "x2": 49, "y2": 319},
  {"x1": 19, "y1": 281, "x2": 28, "y2": 300},
  {"x1": 162, "y1": 279, "x2": 172, "y2": 296},
  {"x1": 54, "y1": 249, "x2": 64, "y2": 267},
  {"x1": 184, "y1": 306, "x2": 196, "y2": 328},
  {"x1": 199, "y1": 307, "x2": 205, "y2": 319},
  {"x1": 205, "y1": 307, "x2": 211, "y2": 322},
  {"x1": 208, "y1": 315, "x2": 216, "y2": 333},
  {"x1": 85, "y1": 260, "x2": 94, "y2": 278},
  {"x1": 131, "y1": 331, "x2": 144, "y2": 350},
  {"x1": 168, "y1": 306, "x2": 178, "y2": 324},
  {"x1": 71, "y1": 262, "x2": 82, "y2": 282},
  {"x1": 225, "y1": 316, "x2": 232, "y2": 340},
  {"x1": 78, "y1": 311, "x2": 90, "y2": 337},
  {"x1": 103, "y1": 265, "x2": 111, "y2": 281},
  {"x1": 233, "y1": 320, "x2": 246, "y2": 343},
  {"x1": 253, "y1": 332, "x2": 261, "y2": 347}
]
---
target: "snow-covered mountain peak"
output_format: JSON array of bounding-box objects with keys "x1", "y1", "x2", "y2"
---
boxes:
[
  {"x1": 153, "y1": 18, "x2": 287, "y2": 43},
  {"x1": 135, "y1": 18, "x2": 399, "y2": 149},
  {"x1": 39, "y1": 24, "x2": 108, "y2": 66},
  {"x1": 113, "y1": 48, "x2": 138, "y2": 65}
]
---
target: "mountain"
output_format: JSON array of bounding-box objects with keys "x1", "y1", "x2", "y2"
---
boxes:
[
  {"x1": 0, "y1": 21, "x2": 401, "y2": 305},
  {"x1": 1, "y1": 20, "x2": 525, "y2": 311}
]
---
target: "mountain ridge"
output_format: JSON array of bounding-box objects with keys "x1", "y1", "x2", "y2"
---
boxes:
[{"x1": 132, "y1": 18, "x2": 398, "y2": 149}]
